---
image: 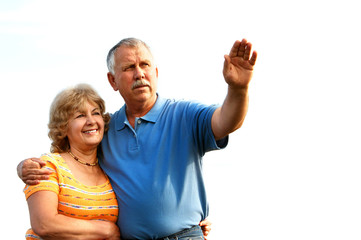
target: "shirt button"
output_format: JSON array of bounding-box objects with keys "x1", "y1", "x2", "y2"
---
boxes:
[{"x1": 137, "y1": 119, "x2": 141, "y2": 124}]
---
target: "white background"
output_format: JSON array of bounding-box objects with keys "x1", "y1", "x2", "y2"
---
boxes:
[{"x1": 1, "y1": 0, "x2": 361, "y2": 239}]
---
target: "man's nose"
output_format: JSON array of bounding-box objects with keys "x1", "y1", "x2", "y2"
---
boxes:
[{"x1": 134, "y1": 66, "x2": 145, "y2": 79}]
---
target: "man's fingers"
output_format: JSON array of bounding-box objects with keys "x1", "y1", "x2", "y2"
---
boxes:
[
  {"x1": 23, "y1": 173, "x2": 50, "y2": 181},
  {"x1": 223, "y1": 54, "x2": 232, "y2": 76},
  {"x1": 22, "y1": 159, "x2": 41, "y2": 171},
  {"x1": 237, "y1": 38, "x2": 247, "y2": 58},
  {"x1": 250, "y1": 50, "x2": 258, "y2": 66},
  {"x1": 202, "y1": 225, "x2": 212, "y2": 231},
  {"x1": 24, "y1": 176, "x2": 49, "y2": 185},
  {"x1": 25, "y1": 158, "x2": 46, "y2": 168},
  {"x1": 199, "y1": 218, "x2": 211, "y2": 239},
  {"x1": 25, "y1": 179, "x2": 41, "y2": 185},
  {"x1": 243, "y1": 42, "x2": 252, "y2": 60},
  {"x1": 22, "y1": 158, "x2": 47, "y2": 175},
  {"x1": 22, "y1": 171, "x2": 50, "y2": 185},
  {"x1": 229, "y1": 40, "x2": 241, "y2": 58},
  {"x1": 21, "y1": 159, "x2": 51, "y2": 184},
  {"x1": 18, "y1": 157, "x2": 51, "y2": 185},
  {"x1": 23, "y1": 168, "x2": 51, "y2": 178},
  {"x1": 31, "y1": 158, "x2": 47, "y2": 167},
  {"x1": 230, "y1": 39, "x2": 257, "y2": 66}
]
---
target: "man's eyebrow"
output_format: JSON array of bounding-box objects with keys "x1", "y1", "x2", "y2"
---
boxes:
[{"x1": 121, "y1": 62, "x2": 135, "y2": 69}]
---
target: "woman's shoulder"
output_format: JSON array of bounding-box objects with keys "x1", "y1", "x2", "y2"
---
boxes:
[{"x1": 40, "y1": 153, "x2": 67, "y2": 169}]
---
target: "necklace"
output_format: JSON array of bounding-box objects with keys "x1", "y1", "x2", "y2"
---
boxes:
[{"x1": 68, "y1": 151, "x2": 98, "y2": 166}]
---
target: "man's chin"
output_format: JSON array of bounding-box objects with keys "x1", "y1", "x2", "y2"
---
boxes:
[{"x1": 134, "y1": 92, "x2": 154, "y2": 101}]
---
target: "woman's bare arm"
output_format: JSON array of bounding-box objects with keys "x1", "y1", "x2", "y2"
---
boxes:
[{"x1": 27, "y1": 191, "x2": 120, "y2": 240}]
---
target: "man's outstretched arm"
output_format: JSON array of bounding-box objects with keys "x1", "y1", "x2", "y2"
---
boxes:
[{"x1": 212, "y1": 38, "x2": 257, "y2": 140}]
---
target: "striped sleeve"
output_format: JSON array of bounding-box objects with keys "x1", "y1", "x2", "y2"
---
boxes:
[{"x1": 23, "y1": 154, "x2": 60, "y2": 200}]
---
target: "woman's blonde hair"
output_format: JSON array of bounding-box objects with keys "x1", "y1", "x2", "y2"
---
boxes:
[{"x1": 48, "y1": 84, "x2": 110, "y2": 153}]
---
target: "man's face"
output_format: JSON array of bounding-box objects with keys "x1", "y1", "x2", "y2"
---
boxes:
[{"x1": 108, "y1": 44, "x2": 158, "y2": 106}]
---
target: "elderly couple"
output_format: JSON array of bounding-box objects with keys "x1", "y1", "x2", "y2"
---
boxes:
[{"x1": 18, "y1": 37, "x2": 257, "y2": 240}]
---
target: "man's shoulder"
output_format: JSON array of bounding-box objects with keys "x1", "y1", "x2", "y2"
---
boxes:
[
  {"x1": 160, "y1": 97, "x2": 201, "y2": 109},
  {"x1": 164, "y1": 98, "x2": 216, "y2": 113},
  {"x1": 109, "y1": 105, "x2": 126, "y2": 121}
]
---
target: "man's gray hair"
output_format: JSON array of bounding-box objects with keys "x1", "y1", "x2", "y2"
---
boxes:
[{"x1": 106, "y1": 38, "x2": 152, "y2": 75}]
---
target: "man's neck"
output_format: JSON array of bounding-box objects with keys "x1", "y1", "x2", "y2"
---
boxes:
[{"x1": 125, "y1": 95, "x2": 157, "y2": 128}]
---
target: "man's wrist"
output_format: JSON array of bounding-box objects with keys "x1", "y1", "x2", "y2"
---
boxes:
[{"x1": 227, "y1": 85, "x2": 249, "y2": 97}]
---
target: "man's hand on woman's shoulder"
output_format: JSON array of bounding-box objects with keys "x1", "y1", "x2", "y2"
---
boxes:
[{"x1": 17, "y1": 158, "x2": 52, "y2": 185}]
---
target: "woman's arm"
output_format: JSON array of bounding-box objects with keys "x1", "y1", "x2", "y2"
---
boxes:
[{"x1": 27, "y1": 190, "x2": 120, "y2": 240}]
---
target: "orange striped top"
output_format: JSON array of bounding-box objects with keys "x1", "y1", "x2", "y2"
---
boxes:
[{"x1": 23, "y1": 153, "x2": 118, "y2": 240}]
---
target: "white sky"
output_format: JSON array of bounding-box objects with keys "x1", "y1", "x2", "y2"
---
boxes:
[{"x1": 1, "y1": 0, "x2": 361, "y2": 239}]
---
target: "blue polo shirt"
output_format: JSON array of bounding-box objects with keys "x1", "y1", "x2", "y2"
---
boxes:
[{"x1": 100, "y1": 95, "x2": 228, "y2": 239}]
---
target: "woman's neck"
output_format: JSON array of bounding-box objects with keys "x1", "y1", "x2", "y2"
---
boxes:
[{"x1": 68, "y1": 147, "x2": 98, "y2": 165}]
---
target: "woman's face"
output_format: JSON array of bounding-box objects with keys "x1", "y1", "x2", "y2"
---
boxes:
[{"x1": 66, "y1": 101, "x2": 105, "y2": 151}]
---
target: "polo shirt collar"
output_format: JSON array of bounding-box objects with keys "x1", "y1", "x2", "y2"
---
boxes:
[
  {"x1": 141, "y1": 94, "x2": 166, "y2": 123},
  {"x1": 115, "y1": 93, "x2": 166, "y2": 131}
]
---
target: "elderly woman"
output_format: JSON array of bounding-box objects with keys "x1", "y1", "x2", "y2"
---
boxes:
[
  {"x1": 24, "y1": 84, "x2": 120, "y2": 239},
  {"x1": 22, "y1": 84, "x2": 212, "y2": 240}
]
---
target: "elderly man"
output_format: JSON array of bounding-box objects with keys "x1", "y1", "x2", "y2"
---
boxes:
[{"x1": 19, "y1": 37, "x2": 257, "y2": 239}]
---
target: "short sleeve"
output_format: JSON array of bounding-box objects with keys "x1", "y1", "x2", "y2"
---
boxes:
[
  {"x1": 23, "y1": 154, "x2": 60, "y2": 200},
  {"x1": 185, "y1": 101, "x2": 228, "y2": 154}
]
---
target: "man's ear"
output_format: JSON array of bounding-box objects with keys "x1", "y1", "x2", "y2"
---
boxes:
[{"x1": 107, "y1": 72, "x2": 118, "y2": 91}]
